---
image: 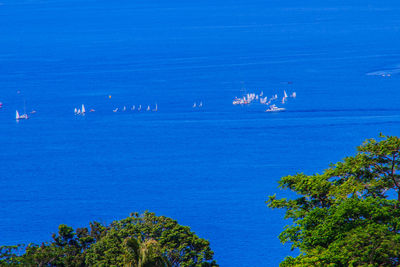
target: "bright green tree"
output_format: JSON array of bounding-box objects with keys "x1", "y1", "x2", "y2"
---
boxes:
[{"x1": 267, "y1": 134, "x2": 400, "y2": 266}]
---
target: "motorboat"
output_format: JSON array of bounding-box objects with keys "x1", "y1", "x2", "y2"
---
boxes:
[{"x1": 265, "y1": 104, "x2": 285, "y2": 112}]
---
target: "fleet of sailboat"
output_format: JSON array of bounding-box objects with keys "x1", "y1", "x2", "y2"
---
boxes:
[
  {"x1": 74, "y1": 104, "x2": 86, "y2": 115},
  {"x1": 232, "y1": 89, "x2": 296, "y2": 112},
  {"x1": 9, "y1": 89, "x2": 297, "y2": 120}
]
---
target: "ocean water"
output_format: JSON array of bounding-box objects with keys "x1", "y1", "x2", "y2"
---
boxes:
[{"x1": 1, "y1": 0, "x2": 400, "y2": 265}]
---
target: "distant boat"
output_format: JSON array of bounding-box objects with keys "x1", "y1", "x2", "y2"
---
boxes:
[
  {"x1": 193, "y1": 102, "x2": 197, "y2": 108},
  {"x1": 16, "y1": 110, "x2": 28, "y2": 120},
  {"x1": 131, "y1": 105, "x2": 135, "y2": 111},
  {"x1": 198, "y1": 102, "x2": 203, "y2": 108},
  {"x1": 152, "y1": 104, "x2": 158, "y2": 112},
  {"x1": 291, "y1": 92, "x2": 297, "y2": 98},
  {"x1": 89, "y1": 109, "x2": 95, "y2": 112},
  {"x1": 82, "y1": 104, "x2": 86, "y2": 114},
  {"x1": 77, "y1": 109, "x2": 81, "y2": 114},
  {"x1": 146, "y1": 105, "x2": 150, "y2": 111},
  {"x1": 123, "y1": 106, "x2": 127, "y2": 111},
  {"x1": 74, "y1": 108, "x2": 78, "y2": 114},
  {"x1": 138, "y1": 105, "x2": 142, "y2": 111},
  {"x1": 113, "y1": 108, "x2": 118, "y2": 112},
  {"x1": 282, "y1": 97, "x2": 286, "y2": 104},
  {"x1": 265, "y1": 104, "x2": 285, "y2": 112},
  {"x1": 284, "y1": 90, "x2": 288, "y2": 98},
  {"x1": 260, "y1": 97, "x2": 267, "y2": 104}
]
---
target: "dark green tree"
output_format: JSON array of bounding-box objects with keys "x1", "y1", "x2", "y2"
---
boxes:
[
  {"x1": 85, "y1": 211, "x2": 217, "y2": 267},
  {"x1": 267, "y1": 134, "x2": 400, "y2": 266},
  {"x1": 0, "y1": 212, "x2": 217, "y2": 267}
]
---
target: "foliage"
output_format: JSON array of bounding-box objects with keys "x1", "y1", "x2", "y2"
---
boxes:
[
  {"x1": 85, "y1": 212, "x2": 217, "y2": 267},
  {"x1": 0, "y1": 212, "x2": 217, "y2": 267},
  {"x1": 267, "y1": 134, "x2": 400, "y2": 266}
]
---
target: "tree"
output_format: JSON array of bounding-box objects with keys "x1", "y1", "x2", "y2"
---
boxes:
[
  {"x1": 85, "y1": 211, "x2": 217, "y2": 267},
  {"x1": 0, "y1": 212, "x2": 217, "y2": 267},
  {"x1": 267, "y1": 134, "x2": 400, "y2": 266}
]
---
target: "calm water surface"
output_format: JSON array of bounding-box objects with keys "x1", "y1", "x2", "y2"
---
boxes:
[{"x1": 1, "y1": 0, "x2": 400, "y2": 265}]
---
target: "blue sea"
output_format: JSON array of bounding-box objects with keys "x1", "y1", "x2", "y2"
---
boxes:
[{"x1": 1, "y1": 0, "x2": 400, "y2": 265}]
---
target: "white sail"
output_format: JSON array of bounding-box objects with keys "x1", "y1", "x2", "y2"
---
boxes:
[
  {"x1": 199, "y1": 102, "x2": 203, "y2": 107},
  {"x1": 147, "y1": 105, "x2": 150, "y2": 111},
  {"x1": 193, "y1": 102, "x2": 197, "y2": 108},
  {"x1": 291, "y1": 92, "x2": 297, "y2": 98},
  {"x1": 284, "y1": 90, "x2": 288, "y2": 98},
  {"x1": 78, "y1": 109, "x2": 81, "y2": 114},
  {"x1": 82, "y1": 104, "x2": 85, "y2": 113},
  {"x1": 16, "y1": 110, "x2": 19, "y2": 120},
  {"x1": 74, "y1": 108, "x2": 77, "y2": 114}
]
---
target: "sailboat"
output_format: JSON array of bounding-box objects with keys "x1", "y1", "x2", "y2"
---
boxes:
[
  {"x1": 152, "y1": 104, "x2": 158, "y2": 112},
  {"x1": 198, "y1": 102, "x2": 203, "y2": 108},
  {"x1": 138, "y1": 105, "x2": 142, "y2": 111},
  {"x1": 146, "y1": 105, "x2": 150, "y2": 111},
  {"x1": 291, "y1": 92, "x2": 297, "y2": 98},
  {"x1": 81, "y1": 104, "x2": 86, "y2": 114},
  {"x1": 284, "y1": 90, "x2": 288, "y2": 98},
  {"x1": 131, "y1": 105, "x2": 135, "y2": 111},
  {"x1": 74, "y1": 108, "x2": 78, "y2": 114},
  {"x1": 16, "y1": 110, "x2": 28, "y2": 120},
  {"x1": 193, "y1": 102, "x2": 197, "y2": 108}
]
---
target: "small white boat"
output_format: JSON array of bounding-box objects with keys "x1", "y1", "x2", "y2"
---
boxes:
[
  {"x1": 113, "y1": 108, "x2": 118, "y2": 112},
  {"x1": 266, "y1": 104, "x2": 285, "y2": 112},
  {"x1": 284, "y1": 90, "x2": 288, "y2": 98},
  {"x1": 282, "y1": 97, "x2": 286, "y2": 104},
  {"x1": 198, "y1": 102, "x2": 203, "y2": 107},
  {"x1": 193, "y1": 102, "x2": 197, "y2": 108},
  {"x1": 152, "y1": 104, "x2": 158, "y2": 112},
  {"x1": 16, "y1": 110, "x2": 28, "y2": 120},
  {"x1": 138, "y1": 105, "x2": 142, "y2": 111},
  {"x1": 146, "y1": 105, "x2": 150, "y2": 111},
  {"x1": 291, "y1": 92, "x2": 297, "y2": 98},
  {"x1": 74, "y1": 108, "x2": 78, "y2": 114},
  {"x1": 131, "y1": 105, "x2": 135, "y2": 111},
  {"x1": 82, "y1": 104, "x2": 86, "y2": 114},
  {"x1": 77, "y1": 109, "x2": 81, "y2": 114},
  {"x1": 123, "y1": 106, "x2": 127, "y2": 111}
]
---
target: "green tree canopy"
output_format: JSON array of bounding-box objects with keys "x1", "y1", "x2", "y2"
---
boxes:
[
  {"x1": 0, "y1": 212, "x2": 217, "y2": 267},
  {"x1": 267, "y1": 134, "x2": 400, "y2": 266}
]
